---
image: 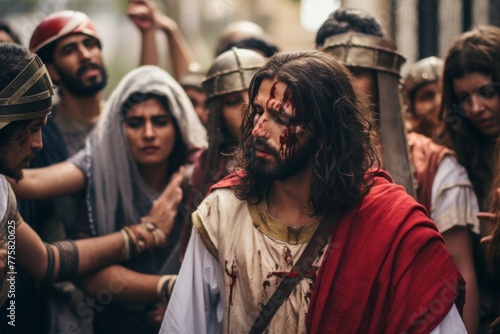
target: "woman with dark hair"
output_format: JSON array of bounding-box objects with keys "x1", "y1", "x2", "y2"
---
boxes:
[
  {"x1": 440, "y1": 25, "x2": 500, "y2": 333},
  {"x1": 440, "y1": 25, "x2": 500, "y2": 210},
  {"x1": 12, "y1": 65, "x2": 207, "y2": 333}
]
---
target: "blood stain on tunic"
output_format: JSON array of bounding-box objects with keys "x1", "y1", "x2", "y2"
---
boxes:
[
  {"x1": 283, "y1": 246, "x2": 293, "y2": 268},
  {"x1": 225, "y1": 259, "x2": 238, "y2": 329}
]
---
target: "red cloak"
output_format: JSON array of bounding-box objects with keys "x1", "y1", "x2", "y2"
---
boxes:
[{"x1": 211, "y1": 170, "x2": 465, "y2": 333}]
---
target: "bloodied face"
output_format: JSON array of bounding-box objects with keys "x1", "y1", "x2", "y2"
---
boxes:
[{"x1": 249, "y1": 78, "x2": 317, "y2": 180}]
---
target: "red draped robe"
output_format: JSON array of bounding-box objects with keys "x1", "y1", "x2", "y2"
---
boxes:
[{"x1": 211, "y1": 170, "x2": 465, "y2": 333}]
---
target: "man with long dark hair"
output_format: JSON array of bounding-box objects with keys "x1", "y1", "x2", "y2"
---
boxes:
[
  {"x1": 317, "y1": 8, "x2": 480, "y2": 333},
  {"x1": 160, "y1": 51, "x2": 466, "y2": 333}
]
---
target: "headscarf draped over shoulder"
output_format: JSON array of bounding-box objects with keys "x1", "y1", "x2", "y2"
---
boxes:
[{"x1": 89, "y1": 65, "x2": 207, "y2": 235}]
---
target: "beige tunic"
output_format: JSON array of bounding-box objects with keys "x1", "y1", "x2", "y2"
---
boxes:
[{"x1": 192, "y1": 189, "x2": 327, "y2": 333}]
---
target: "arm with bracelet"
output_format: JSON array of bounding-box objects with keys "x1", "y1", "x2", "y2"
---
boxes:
[
  {"x1": 10, "y1": 164, "x2": 183, "y2": 286},
  {"x1": 75, "y1": 182, "x2": 184, "y2": 304},
  {"x1": 13, "y1": 193, "x2": 177, "y2": 286}
]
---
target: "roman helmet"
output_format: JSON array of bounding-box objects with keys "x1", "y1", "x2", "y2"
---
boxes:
[
  {"x1": 202, "y1": 48, "x2": 265, "y2": 175},
  {"x1": 203, "y1": 47, "x2": 265, "y2": 102},
  {"x1": 0, "y1": 55, "x2": 54, "y2": 129},
  {"x1": 321, "y1": 32, "x2": 415, "y2": 196},
  {"x1": 404, "y1": 56, "x2": 444, "y2": 101},
  {"x1": 29, "y1": 10, "x2": 101, "y2": 54}
]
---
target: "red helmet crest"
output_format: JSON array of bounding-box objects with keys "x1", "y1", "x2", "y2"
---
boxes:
[{"x1": 29, "y1": 10, "x2": 101, "y2": 53}]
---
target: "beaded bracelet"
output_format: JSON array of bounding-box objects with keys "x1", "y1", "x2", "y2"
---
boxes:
[{"x1": 120, "y1": 229, "x2": 131, "y2": 261}]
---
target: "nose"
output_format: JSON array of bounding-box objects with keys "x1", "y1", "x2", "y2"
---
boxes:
[
  {"x1": 78, "y1": 44, "x2": 92, "y2": 61},
  {"x1": 143, "y1": 121, "x2": 156, "y2": 140},
  {"x1": 31, "y1": 130, "x2": 43, "y2": 151},
  {"x1": 252, "y1": 114, "x2": 270, "y2": 139},
  {"x1": 468, "y1": 94, "x2": 485, "y2": 116}
]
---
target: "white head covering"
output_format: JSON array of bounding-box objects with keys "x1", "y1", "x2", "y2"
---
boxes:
[{"x1": 90, "y1": 66, "x2": 207, "y2": 235}]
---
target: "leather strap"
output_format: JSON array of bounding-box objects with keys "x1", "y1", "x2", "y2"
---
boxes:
[{"x1": 249, "y1": 215, "x2": 340, "y2": 334}]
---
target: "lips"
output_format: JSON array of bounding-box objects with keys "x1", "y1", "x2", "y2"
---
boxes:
[
  {"x1": 77, "y1": 64, "x2": 101, "y2": 79},
  {"x1": 253, "y1": 139, "x2": 277, "y2": 160},
  {"x1": 140, "y1": 145, "x2": 159, "y2": 153},
  {"x1": 476, "y1": 117, "x2": 498, "y2": 128}
]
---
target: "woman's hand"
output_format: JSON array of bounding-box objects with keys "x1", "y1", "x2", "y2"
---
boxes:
[{"x1": 147, "y1": 166, "x2": 185, "y2": 236}]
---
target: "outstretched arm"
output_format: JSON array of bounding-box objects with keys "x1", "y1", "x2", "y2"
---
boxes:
[
  {"x1": 128, "y1": 0, "x2": 159, "y2": 66},
  {"x1": 9, "y1": 161, "x2": 85, "y2": 199},
  {"x1": 79, "y1": 265, "x2": 175, "y2": 303},
  {"x1": 155, "y1": 7, "x2": 196, "y2": 80},
  {"x1": 16, "y1": 219, "x2": 128, "y2": 282},
  {"x1": 128, "y1": 0, "x2": 196, "y2": 79},
  {"x1": 12, "y1": 168, "x2": 184, "y2": 282}
]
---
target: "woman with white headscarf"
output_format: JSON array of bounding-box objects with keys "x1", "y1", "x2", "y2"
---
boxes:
[{"x1": 12, "y1": 65, "x2": 207, "y2": 333}]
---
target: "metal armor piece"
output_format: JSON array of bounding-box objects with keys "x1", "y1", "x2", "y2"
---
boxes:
[
  {"x1": 30, "y1": 10, "x2": 101, "y2": 53},
  {"x1": 321, "y1": 33, "x2": 405, "y2": 76},
  {"x1": 203, "y1": 47, "x2": 265, "y2": 101},
  {"x1": 404, "y1": 56, "x2": 444, "y2": 96},
  {"x1": 321, "y1": 32, "x2": 415, "y2": 197},
  {"x1": 0, "y1": 55, "x2": 54, "y2": 128}
]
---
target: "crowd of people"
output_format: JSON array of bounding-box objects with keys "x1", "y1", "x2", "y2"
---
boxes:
[{"x1": 1, "y1": 1, "x2": 500, "y2": 333}]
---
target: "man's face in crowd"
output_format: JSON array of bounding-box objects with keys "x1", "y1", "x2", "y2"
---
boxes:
[
  {"x1": 221, "y1": 90, "x2": 248, "y2": 140},
  {"x1": 184, "y1": 87, "x2": 209, "y2": 126},
  {"x1": 48, "y1": 33, "x2": 107, "y2": 96},
  {"x1": 0, "y1": 116, "x2": 47, "y2": 181},
  {"x1": 249, "y1": 78, "x2": 316, "y2": 180},
  {"x1": 411, "y1": 81, "x2": 442, "y2": 133},
  {"x1": 348, "y1": 66, "x2": 378, "y2": 104}
]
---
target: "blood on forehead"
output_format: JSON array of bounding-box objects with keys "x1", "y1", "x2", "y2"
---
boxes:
[{"x1": 266, "y1": 80, "x2": 295, "y2": 117}]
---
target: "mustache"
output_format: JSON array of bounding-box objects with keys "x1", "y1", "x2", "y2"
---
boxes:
[
  {"x1": 76, "y1": 63, "x2": 102, "y2": 77},
  {"x1": 252, "y1": 138, "x2": 279, "y2": 157},
  {"x1": 25, "y1": 152, "x2": 35, "y2": 163}
]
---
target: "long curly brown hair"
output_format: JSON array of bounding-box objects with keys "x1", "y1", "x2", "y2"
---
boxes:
[
  {"x1": 235, "y1": 50, "x2": 380, "y2": 219},
  {"x1": 439, "y1": 25, "x2": 500, "y2": 209}
]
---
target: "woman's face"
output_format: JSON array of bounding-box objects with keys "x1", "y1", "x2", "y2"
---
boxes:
[
  {"x1": 221, "y1": 90, "x2": 248, "y2": 140},
  {"x1": 453, "y1": 72, "x2": 500, "y2": 137},
  {"x1": 124, "y1": 98, "x2": 176, "y2": 167}
]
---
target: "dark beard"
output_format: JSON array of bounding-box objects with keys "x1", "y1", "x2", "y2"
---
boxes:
[
  {"x1": 56, "y1": 62, "x2": 108, "y2": 97},
  {"x1": 0, "y1": 156, "x2": 24, "y2": 181},
  {"x1": 248, "y1": 137, "x2": 317, "y2": 181}
]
